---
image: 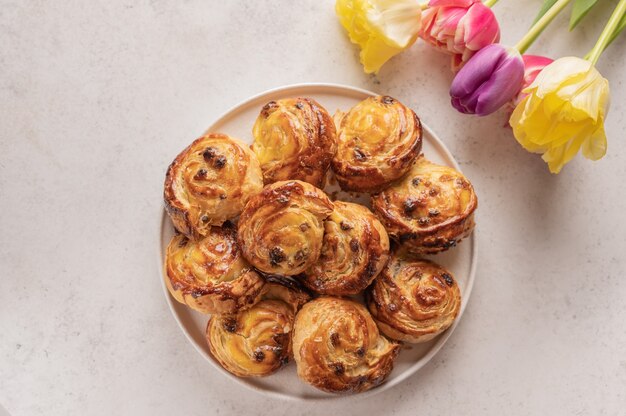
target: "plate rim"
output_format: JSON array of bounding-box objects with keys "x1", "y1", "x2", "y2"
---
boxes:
[{"x1": 157, "y1": 82, "x2": 478, "y2": 401}]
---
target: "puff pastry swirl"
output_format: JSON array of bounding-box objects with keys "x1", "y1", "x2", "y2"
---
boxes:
[
  {"x1": 371, "y1": 155, "x2": 477, "y2": 254},
  {"x1": 331, "y1": 95, "x2": 422, "y2": 193},
  {"x1": 252, "y1": 98, "x2": 337, "y2": 187},
  {"x1": 237, "y1": 180, "x2": 334, "y2": 275},
  {"x1": 164, "y1": 133, "x2": 263, "y2": 240},
  {"x1": 367, "y1": 255, "x2": 461, "y2": 343},
  {"x1": 302, "y1": 201, "x2": 390, "y2": 296},
  {"x1": 292, "y1": 297, "x2": 400, "y2": 394},
  {"x1": 206, "y1": 278, "x2": 310, "y2": 377},
  {"x1": 164, "y1": 224, "x2": 265, "y2": 315}
]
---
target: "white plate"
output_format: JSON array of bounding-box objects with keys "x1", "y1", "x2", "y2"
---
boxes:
[{"x1": 158, "y1": 83, "x2": 477, "y2": 401}]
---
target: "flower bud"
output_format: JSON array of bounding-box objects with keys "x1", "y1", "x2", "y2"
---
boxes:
[
  {"x1": 511, "y1": 55, "x2": 554, "y2": 107},
  {"x1": 336, "y1": 0, "x2": 422, "y2": 74},
  {"x1": 420, "y1": 0, "x2": 500, "y2": 72},
  {"x1": 509, "y1": 57, "x2": 610, "y2": 174},
  {"x1": 450, "y1": 44, "x2": 524, "y2": 116}
]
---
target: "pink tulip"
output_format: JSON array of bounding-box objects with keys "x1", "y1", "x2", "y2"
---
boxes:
[
  {"x1": 512, "y1": 55, "x2": 555, "y2": 106},
  {"x1": 420, "y1": 0, "x2": 501, "y2": 72}
]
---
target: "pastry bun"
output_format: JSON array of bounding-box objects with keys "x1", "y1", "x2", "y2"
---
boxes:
[
  {"x1": 206, "y1": 277, "x2": 310, "y2": 377},
  {"x1": 367, "y1": 254, "x2": 461, "y2": 343},
  {"x1": 302, "y1": 201, "x2": 389, "y2": 295},
  {"x1": 237, "y1": 180, "x2": 334, "y2": 275},
  {"x1": 164, "y1": 133, "x2": 263, "y2": 240},
  {"x1": 331, "y1": 95, "x2": 422, "y2": 193},
  {"x1": 371, "y1": 155, "x2": 477, "y2": 254},
  {"x1": 164, "y1": 224, "x2": 265, "y2": 315},
  {"x1": 252, "y1": 98, "x2": 336, "y2": 187},
  {"x1": 292, "y1": 297, "x2": 400, "y2": 394}
]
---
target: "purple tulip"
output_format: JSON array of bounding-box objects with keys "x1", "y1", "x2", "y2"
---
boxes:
[{"x1": 450, "y1": 44, "x2": 524, "y2": 116}]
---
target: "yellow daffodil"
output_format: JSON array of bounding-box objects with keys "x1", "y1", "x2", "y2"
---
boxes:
[
  {"x1": 509, "y1": 57, "x2": 610, "y2": 174},
  {"x1": 336, "y1": 0, "x2": 422, "y2": 74}
]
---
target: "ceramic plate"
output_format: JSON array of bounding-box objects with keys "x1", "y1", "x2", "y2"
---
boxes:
[{"x1": 158, "y1": 83, "x2": 477, "y2": 400}]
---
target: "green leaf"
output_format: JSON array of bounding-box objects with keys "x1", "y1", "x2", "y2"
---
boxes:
[
  {"x1": 533, "y1": 0, "x2": 559, "y2": 26},
  {"x1": 605, "y1": 12, "x2": 626, "y2": 50},
  {"x1": 569, "y1": 0, "x2": 599, "y2": 30}
]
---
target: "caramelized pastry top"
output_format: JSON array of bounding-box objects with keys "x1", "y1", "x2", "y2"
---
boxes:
[
  {"x1": 164, "y1": 133, "x2": 263, "y2": 239},
  {"x1": 206, "y1": 278, "x2": 310, "y2": 377},
  {"x1": 252, "y1": 98, "x2": 336, "y2": 187},
  {"x1": 367, "y1": 254, "x2": 461, "y2": 343},
  {"x1": 331, "y1": 95, "x2": 422, "y2": 192},
  {"x1": 371, "y1": 155, "x2": 477, "y2": 254},
  {"x1": 292, "y1": 297, "x2": 400, "y2": 394},
  {"x1": 237, "y1": 180, "x2": 334, "y2": 275},
  {"x1": 164, "y1": 224, "x2": 265, "y2": 315},
  {"x1": 302, "y1": 201, "x2": 390, "y2": 296}
]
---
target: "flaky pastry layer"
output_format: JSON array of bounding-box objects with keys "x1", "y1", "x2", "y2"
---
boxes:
[
  {"x1": 302, "y1": 201, "x2": 389, "y2": 295},
  {"x1": 164, "y1": 133, "x2": 263, "y2": 239},
  {"x1": 367, "y1": 254, "x2": 461, "y2": 343},
  {"x1": 237, "y1": 180, "x2": 333, "y2": 275},
  {"x1": 331, "y1": 95, "x2": 422, "y2": 193},
  {"x1": 371, "y1": 155, "x2": 477, "y2": 254},
  {"x1": 164, "y1": 224, "x2": 265, "y2": 315},
  {"x1": 292, "y1": 297, "x2": 400, "y2": 394},
  {"x1": 252, "y1": 98, "x2": 336, "y2": 188},
  {"x1": 206, "y1": 279, "x2": 310, "y2": 377}
]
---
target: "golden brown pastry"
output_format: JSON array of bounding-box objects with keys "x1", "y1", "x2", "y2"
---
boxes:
[
  {"x1": 164, "y1": 224, "x2": 266, "y2": 315},
  {"x1": 331, "y1": 95, "x2": 422, "y2": 193},
  {"x1": 237, "y1": 180, "x2": 334, "y2": 275},
  {"x1": 206, "y1": 278, "x2": 310, "y2": 377},
  {"x1": 371, "y1": 155, "x2": 477, "y2": 254},
  {"x1": 292, "y1": 297, "x2": 400, "y2": 394},
  {"x1": 367, "y1": 254, "x2": 461, "y2": 343},
  {"x1": 252, "y1": 98, "x2": 336, "y2": 187},
  {"x1": 302, "y1": 201, "x2": 390, "y2": 295},
  {"x1": 164, "y1": 133, "x2": 263, "y2": 240}
]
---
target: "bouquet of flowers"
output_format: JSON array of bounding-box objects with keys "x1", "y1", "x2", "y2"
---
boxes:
[{"x1": 336, "y1": 0, "x2": 626, "y2": 173}]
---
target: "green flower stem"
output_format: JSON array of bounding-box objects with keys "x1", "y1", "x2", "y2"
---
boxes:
[
  {"x1": 515, "y1": 0, "x2": 572, "y2": 54},
  {"x1": 586, "y1": 0, "x2": 626, "y2": 64}
]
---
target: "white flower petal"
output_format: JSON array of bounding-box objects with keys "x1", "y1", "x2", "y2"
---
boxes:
[{"x1": 366, "y1": 0, "x2": 422, "y2": 48}]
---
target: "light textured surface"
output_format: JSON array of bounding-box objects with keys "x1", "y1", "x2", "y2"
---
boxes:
[{"x1": 1, "y1": 0, "x2": 625, "y2": 414}]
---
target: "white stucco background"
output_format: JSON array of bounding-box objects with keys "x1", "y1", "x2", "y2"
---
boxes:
[{"x1": 1, "y1": 1, "x2": 625, "y2": 414}]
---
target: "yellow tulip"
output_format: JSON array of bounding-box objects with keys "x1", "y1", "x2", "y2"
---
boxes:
[
  {"x1": 336, "y1": 0, "x2": 422, "y2": 74},
  {"x1": 509, "y1": 56, "x2": 610, "y2": 174}
]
